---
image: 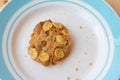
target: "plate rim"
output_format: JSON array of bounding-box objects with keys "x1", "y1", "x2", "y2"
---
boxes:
[{"x1": 0, "y1": 0, "x2": 120, "y2": 79}]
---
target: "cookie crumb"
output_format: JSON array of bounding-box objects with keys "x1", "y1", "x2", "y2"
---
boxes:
[
  {"x1": 75, "y1": 78, "x2": 79, "y2": 80},
  {"x1": 75, "y1": 68, "x2": 79, "y2": 72},
  {"x1": 89, "y1": 62, "x2": 93, "y2": 66},
  {"x1": 83, "y1": 51, "x2": 87, "y2": 55},
  {"x1": 80, "y1": 26, "x2": 83, "y2": 29},
  {"x1": 67, "y1": 77, "x2": 70, "y2": 80}
]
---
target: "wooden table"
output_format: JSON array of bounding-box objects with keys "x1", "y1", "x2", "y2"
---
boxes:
[
  {"x1": 0, "y1": 0, "x2": 8, "y2": 9},
  {"x1": 106, "y1": 0, "x2": 120, "y2": 17}
]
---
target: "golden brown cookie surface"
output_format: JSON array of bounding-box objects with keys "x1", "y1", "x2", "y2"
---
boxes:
[{"x1": 28, "y1": 20, "x2": 72, "y2": 66}]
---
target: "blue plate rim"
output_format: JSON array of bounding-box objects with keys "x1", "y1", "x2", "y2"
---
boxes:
[{"x1": 0, "y1": 0, "x2": 120, "y2": 80}]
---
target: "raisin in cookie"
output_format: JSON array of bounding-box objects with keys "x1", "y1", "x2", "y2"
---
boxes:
[{"x1": 28, "y1": 20, "x2": 72, "y2": 66}]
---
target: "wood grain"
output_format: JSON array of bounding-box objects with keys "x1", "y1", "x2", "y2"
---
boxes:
[
  {"x1": 0, "y1": 0, "x2": 8, "y2": 9},
  {"x1": 106, "y1": 0, "x2": 120, "y2": 17}
]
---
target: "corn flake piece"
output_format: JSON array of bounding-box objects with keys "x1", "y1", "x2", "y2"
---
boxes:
[
  {"x1": 52, "y1": 22, "x2": 63, "y2": 29},
  {"x1": 43, "y1": 21, "x2": 52, "y2": 31},
  {"x1": 39, "y1": 52, "x2": 49, "y2": 61},
  {"x1": 75, "y1": 78, "x2": 79, "y2": 80},
  {"x1": 54, "y1": 48, "x2": 64, "y2": 58},
  {"x1": 29, "y1": 48, "x2": 38, "y2": 59},
  {"x1": 62, "y1": 30, "x2": 70, "y2": 35},
  {"x1": 56, "y1": 35, "x2": 66, "y2": 45}
]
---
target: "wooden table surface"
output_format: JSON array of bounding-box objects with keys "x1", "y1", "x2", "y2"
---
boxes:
[
  {"x1": 106, "y1": 0, "x2": 120, "y2": 17},
  {"x1": 0, "y1": 0, "x2": 120, "y2": 17},
  {"x1": 0, "y1": 0, "x2": 8, "y2": 9}
]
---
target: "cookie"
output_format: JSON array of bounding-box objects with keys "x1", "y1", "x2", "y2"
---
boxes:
[{"x1": 28, "y1": 20, "x2": 72, "y2": 66}]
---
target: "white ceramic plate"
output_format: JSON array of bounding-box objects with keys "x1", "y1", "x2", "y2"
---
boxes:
[{"x1": 1, "y1": 0, "x2": 119, "y2": 80}]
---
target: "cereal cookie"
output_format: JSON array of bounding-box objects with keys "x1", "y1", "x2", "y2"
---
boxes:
[{"x1": 28, "y1": 20, "x2": 72, "y2": 66}]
